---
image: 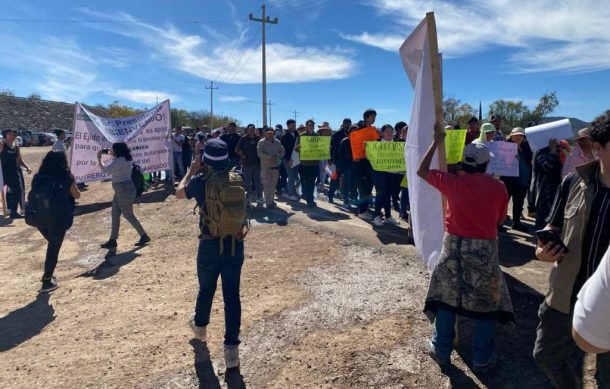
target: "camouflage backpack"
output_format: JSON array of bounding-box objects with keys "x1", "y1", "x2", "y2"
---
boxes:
[{"x1": 202, "y1": 170, "x2": 248, "y2": 254}]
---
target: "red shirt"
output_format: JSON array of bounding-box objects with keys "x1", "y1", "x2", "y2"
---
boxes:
[{"x1": 426, "y1": 170, "x2": 508, "y2": 240}]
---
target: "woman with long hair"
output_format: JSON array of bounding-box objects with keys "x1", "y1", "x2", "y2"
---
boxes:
[
  {"x1": 96, "y1": 142, "x2": 150, "y2": 250},
  {"x1": 33, "y1": 151, "x2": 81, "y2": 292},
  {"x1": 1, "y1": 129, "x2": 32, "y2": 218}
]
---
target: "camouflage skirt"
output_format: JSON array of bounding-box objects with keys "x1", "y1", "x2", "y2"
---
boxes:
[{"x1": 424, "y1": 233, "x2": 515, "y2": 324}]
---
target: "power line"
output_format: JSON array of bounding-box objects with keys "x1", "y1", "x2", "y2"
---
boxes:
[
  {"x1": 221, "y1": 26, "x2": 262, "y2": 83},
  {"x1": 213, "y1": 21, "x2": 249, "y2": 82},
  {"x1": 0, "y1": 18, "x2": 248, "y2": 24},
  {"x1": 275, "y1": 0, "x2": 334, "y2": 17}
]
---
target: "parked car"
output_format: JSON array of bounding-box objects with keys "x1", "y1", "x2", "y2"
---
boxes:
[
  {"x1": 17, "y1": 129, "x2": 39, "y2": 146},
  {"x1": 43, "y1": 132, "x2": 58, "y2": 145},
  {"x1": 16, "y1": 136, "x2": 23, "y2": 147}
]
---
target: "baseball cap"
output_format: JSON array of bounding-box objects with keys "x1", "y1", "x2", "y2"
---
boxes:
[
  {"x1": 462, "y1": 141, "x2": 491, "y2": 167},
  {"x1": 202, "y1": 139, "x2": 229, "y2": 170}
]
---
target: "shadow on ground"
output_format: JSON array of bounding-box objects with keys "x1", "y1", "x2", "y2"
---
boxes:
[
  {"x1": 190, "y1": 339, "x2": 246, "y2": 389},
  {"x1": 74, "y1": 188, "x2": 172, "y2": 216},
  {"x1": 0, "y1": 293, "x2": 55, "y2": 352},
  {"x1": 78, "y1": 246, "x2": 143, "y2": 280}
]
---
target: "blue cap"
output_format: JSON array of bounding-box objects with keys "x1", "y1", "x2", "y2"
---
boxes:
[{"x1": 202, "y1": 139, "x2": 229, "y2": 170}]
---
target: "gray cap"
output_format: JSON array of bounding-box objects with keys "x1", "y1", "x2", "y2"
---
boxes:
[{"x1": 462, "y1": 140, "x2": 491, "y2": 167}]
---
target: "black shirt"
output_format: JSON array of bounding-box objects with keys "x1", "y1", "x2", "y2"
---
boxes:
[
  {"x1": 547, "y1": 166, "x2": 610, "y2": 301},
  {"x1": 220, "y1": 133, "x2": 241, "y2": 160},
  {"x1": 236, "y1": 135, "x2": 261, "y2": 167}
]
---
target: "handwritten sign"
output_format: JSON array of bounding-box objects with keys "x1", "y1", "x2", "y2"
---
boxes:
[
  {"x1": 350, "y1": 127, "x2": 379, "y2": 161},
  {"x1": 486, "y1": 141, "x2": 519, "y2": 177},
  {"x1": 444, "y1": 129, "x2": 467, "y2": 164},
  {"x1": 300, "y1": 136, "x2": 330, "y2": 161},
  {"x1": 365, "y1": 141, "x2": 406, "y2": 172}
]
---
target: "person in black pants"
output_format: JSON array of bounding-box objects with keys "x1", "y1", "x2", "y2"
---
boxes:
[
  {"x1": 352, "y1": 109, "x2": 379, "y2": 219},
  {"x1": 501, "y1": 127, "x2": 533, "y2": 232},
  {"x1": 295, "y1": 120, "x2": 320, "y2": 207},
  {"x1": 1, "y1": 129, "x2": 32, "y2": 218},
  {"x1": 31, "y1": 151, "x2": 81, "y2": 292}
]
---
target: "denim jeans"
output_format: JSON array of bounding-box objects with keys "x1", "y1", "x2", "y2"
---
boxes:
[
  {"x1": 353, "y1": 160, "x2": 373, "y2": 214},
  {"x1": 299, "y1": 165, "x2": 318, "y2": 204},
  {"x1": 372, "y1": 171, "x2": 391, "y2": 218},
  {"x1": 283, "y1": 160, "x2": 299, "y2": 197},
  {"x1": 173, "y1": 151, "x2": 185, "y2": 179},
  {"x1": 432, "y1": 308, "x2": 496, "y2": 364},
  {"x1": 194, "y1": 238, "x2": 245, "y2": 346},
  {"x1": 328, "y1": 166, "x2": 355, "y2": 203}
]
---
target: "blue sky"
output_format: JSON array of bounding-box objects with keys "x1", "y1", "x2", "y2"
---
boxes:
[{"x1": 1, "y1": 0, "x2": 609, "y2": 129}]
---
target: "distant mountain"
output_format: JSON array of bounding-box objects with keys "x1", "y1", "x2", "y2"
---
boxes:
[{"x1": 542, "y1": 116, "x2": 590, "y2": 131}]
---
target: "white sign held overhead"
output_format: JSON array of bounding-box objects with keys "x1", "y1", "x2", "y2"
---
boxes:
[
  {"x1": 525, "y1": 119, "x2": 574, "y2": 151},
  {"x1": 70, "y1": 100, "x2": 172, "y2": 183}
]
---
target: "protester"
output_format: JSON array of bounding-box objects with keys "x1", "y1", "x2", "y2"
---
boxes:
[
  {"x1": 0, "y1": 129, "x2": 31, "y2": 218},
  {"x1": 274, "y1": 124, "x2": 288, "y2": 197},
  {"x1": 328, "y1": 118, "x2": 352, "y2": 204},
  {"x1": 212, "y1": 128, "x2": 223, "y2": 139},
  {"x1": 465, "y1": 117, "x2": 480, "y2": 145},
  {"x1": 97, "y1": 143, "x2": 150, "y2": 250},
  {"x1": 295, "y1": 119, "x2": 320, "y2": 207},
  {"x1": 501, "y1": 127, "x2": 533, "y2": 232},
  {"x1": 170, "y1": 126, "x2": 185, "y2": 180},
  {"x1": 257, "y1": 127, "x2": 285, "y2": 208},
  {"x1": 533, "y1": 110, "x2": 610, "y2": 388},
  {"x1": 281, "y1": 119, "x2": 299, "y2": 201},
  {"x1": 395, "y1": 121, "x2": 410, "y2": 219},
  {"x1": 182, "y1": 129, "x2": 194, "y2": 174},
  {"x1": 371, "y1": 125, "x2": 400, "y2": 226},
  {"x1": 176, "y1": 139, "x2": 247, "y2": 370},
  {"x1": 491, "y1": 114, "x2": 504, "y2": 141},
  {"x1": 478, "y1": 123, "x2": 496, "y2": 143},
  {"x1": 194, "y1": 132, "x2": 206, "y2": 158},
  {"x1": 29, "y1": 151, "x2": 80, "y2": 292},
  {"x1": 572, "y1": 245, "x2": 610, "y2": 354},
  {"x1": 418, "y1": 130, "x2": 513, "y2": 373},
  {"x1": 351, "y1": 109, "x2": 378, "y2": 220},
  {"x1": 235, "y1": 124, "x2": 263, "y2": 204},
  {"x1": 562, "y1": 128, "x2": 596, "y2": 178},
  {"x1": 317, "y1": 122, "x2": 332, "y2": 187},
  {"x1": 221, "y1": 122, "x2": 241, "y2": 169},
  {"x1": 52, "y1": 129, "x2": 67, "y2": 153},
  {"x1": 336, "y1": 125, "x2": 358, "y2": 208},
  {"x1": 532, "y1": 138, "x2": 563, "y2": 229}
]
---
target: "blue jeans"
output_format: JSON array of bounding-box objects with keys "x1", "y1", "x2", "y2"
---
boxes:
[
  {"x1": 173, "y1": 152, "x2": 185, "y2": 179},
  {"x1": 432, "y1": 309, "x2": 496, "y2": 365},
  {"x1": 328, "y1": 166, "x2": 354, "y2": 203},
  {"x1": 283, "y1": 159, "x2": 299, "y2": 197},
  {"x1": 400, "y1": 187, "x2": 410, "y2": 217},
  {"x1": 372, "y1": 171, "x2": 391, "y2": 218},
  {"x1": 194, "y1": 238, "x2": 244, "y2": 346}
]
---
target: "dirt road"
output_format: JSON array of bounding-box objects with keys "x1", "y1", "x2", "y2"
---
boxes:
[{"x1": 0, "y1": 147, "x2": 598, "y2": 388}]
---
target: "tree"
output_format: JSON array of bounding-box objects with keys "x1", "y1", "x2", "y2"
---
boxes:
[
  {"x1": 0, "y1": 89, "x2": 15, "y2": 97},
  {"x1": 106, "y1": 101, "x2": 142, "y2": 118},
  {"x1": 443, "y1": 97, "x2": 476, "y2": 127},
  {"x1": 487, "y1": 91, "x2": 560, "y2": 133},
  {"x1": 28, "y1": 93, "x2": 42, "y2": 100},
  {"x1": 531, "y1": 91, "x2": 559, "y2": 124}
]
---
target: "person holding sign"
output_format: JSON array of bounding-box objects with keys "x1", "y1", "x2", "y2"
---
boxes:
[
  {"x1": 351, "y1": 109, "x2": 379, "y2": 220},
  {"x1": 295, "y1": 120, "x2": 320, "y2": 207},
  {"x1": 418, "y1": 129, "x2": 512, "y2": 373},
  {"x1": 500, "y1": 128, "x2": 533, "y2": 232},
  {"x1": 97, "y1": 143, "x2": 150, "y2": 251},
  {"x1": 370, "y1": 125, "x2": 401, "y2": 227}
]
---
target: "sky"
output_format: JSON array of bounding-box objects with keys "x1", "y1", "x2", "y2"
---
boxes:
[{"x1": 1, "y1": 0, "x2": 609, "y2": 129}]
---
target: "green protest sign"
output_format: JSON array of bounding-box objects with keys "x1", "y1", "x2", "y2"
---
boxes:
[
  {"x1": 365, "y1": 141, "x2": 405, "y2": 172},
  {"x1": 445, "y1": 129, "x2": 467, "y2": 164},
  {"x1": 300, "y1": 136, "x2": 331, "y2": 160}
]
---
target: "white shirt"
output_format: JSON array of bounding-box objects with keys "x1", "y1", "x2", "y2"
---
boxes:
[
  {"x1": 171, "y1": 134, "x2": 185, "y2": 153},
  {"x1": 573, "y1": 245, "x2": 610, "y2": 350},
  {"x1": 52, "y1": 140, "x2": 66, "y2": 153}
]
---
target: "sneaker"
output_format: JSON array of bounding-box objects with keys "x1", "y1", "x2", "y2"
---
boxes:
[
  {"x1": 427, "y1": 341, "x2": 450, "y2": 366},
  {"x1": 288, "y1": 195, "x2": 299, "y2": 201},
  {"x1": 100, "y1": 239, "x2": 117, "y2": 249},
  {"x1": 358, "y1": 212, "x2": 373, "y2": 221},
  {"x1": 384, "y1": 217, "x2": 399, "y2": 225},
  {"x1": 189, "y1": 314, "x2": 207, "y2": 341},
  {"x1": 40, "y1": 277, "x2": 58, "y2": 293},
  {"x1": 307, "y1": 201, "x2": 317, "y2": 207},
  {"x1": 224, "y1": 346, "x2": 240, "y2": 369},
  {"x1": 342, "y1": 201, "x2": 351, "y2": 209},
  {"x1": 372, "y1": 216, "x2": 384, "y2": 227},
  {"x1": 266, "y1": 202, "x2": 277, "y2": 209},
  {"x1": 327, "y1": 196, "x2": 335, "y2": 204},
  {"x1": 472, "y1": 353, "x2": 497, "y2": 374},
  {"x1": 135, "y1": 234, "x2": 151, "y2": 247},
  {"x1": 10, "y1": 213, "x2": 23, "y2": 219}
]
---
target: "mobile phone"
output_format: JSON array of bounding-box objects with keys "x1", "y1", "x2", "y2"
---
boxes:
[
  {"x1": 535, "y1": 229, "x2": 569, "y2": 253},
  {"x1": 101, "y1": 148, "x2": 109, "y2": 155}
]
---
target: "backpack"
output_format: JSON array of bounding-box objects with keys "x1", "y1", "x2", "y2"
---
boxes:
[
  {"x1": 25, "y1": 175, "x2": 73, "y2": 229},
  {"x1": 131, "y1": 163, "x2": 145, "y2": 198},
  {"x1": 202, "y1": 170, "x2": 248, "y2": 254}
]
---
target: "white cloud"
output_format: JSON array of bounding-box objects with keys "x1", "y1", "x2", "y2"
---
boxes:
[
  {"x1": 78, "y1": 8, "x2": 357, "y2": 84},
  {"x1": 113, "y1": 89, "x2": 178, "y2": 104},
  {"x1": 342, "y1": 0, "x2": 610, "y2": 73},
  {"x1": 218, "y1": 95, "x2": 247, "y2": 103}
]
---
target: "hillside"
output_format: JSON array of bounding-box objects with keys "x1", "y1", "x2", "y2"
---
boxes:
[{"x1": 0, "y1": 95, "x2": 77, "y2": 131}]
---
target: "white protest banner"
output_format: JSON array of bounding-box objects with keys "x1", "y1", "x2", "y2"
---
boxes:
[
  {"x1": 525, "y1": 119, "x2": 573, "y2": 151},
  {"x1": 70, "y1": 100, "x2": 171, "y2": 183},
  {"x1": 400, "y1": 16, "x2": 444, "y2": 269},
  {"x1": 486, "y1": 141, "x2": 519, "y2": 177}
]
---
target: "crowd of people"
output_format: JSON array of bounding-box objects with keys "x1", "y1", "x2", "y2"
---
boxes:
[{"x1": 1, "y1": 107, "x2": 609, "y2": 384}]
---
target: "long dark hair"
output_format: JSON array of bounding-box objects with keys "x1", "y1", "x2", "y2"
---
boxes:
[
  {"x1": 112, "y1": 142, "x2": 133, "y2": 161},
  {"x1": 38, "y1": 151, "x2": 71, "y2": 178}
]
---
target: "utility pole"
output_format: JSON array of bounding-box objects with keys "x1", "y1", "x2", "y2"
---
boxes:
[
  {"x1": 249, "y1": 4, "x2": 278, "y2": 127},
  {"x1": 205, "y1": 81, "x2": 219, "y2": 128},
  {"x1": 293, "y1": 110, "x2": 299, "y2": 123},
  {"x1": 267, "y1": 100, "x2": 275, "y2": 126}
]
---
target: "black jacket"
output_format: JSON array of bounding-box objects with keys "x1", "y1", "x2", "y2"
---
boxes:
[
  {"x1": 281, "y1": 131, "x2": 298, "y2": 161},
  {"x1": 330, "y1": 129, "x2": 348, "y2": 164}
]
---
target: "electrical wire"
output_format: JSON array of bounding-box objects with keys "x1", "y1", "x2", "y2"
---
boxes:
[
  {"x1": 213, "y1": 21, "x2": 249, "y2": 83},
  {"x1": 221, "y1": 26, "x2": 262, "y2": 83},
  {"x1": 275, "y1": 0, "x2": 334, "y2": 17},
  {"x1": 0, "y1": 18, "x2": 248, "y2": 24}
]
